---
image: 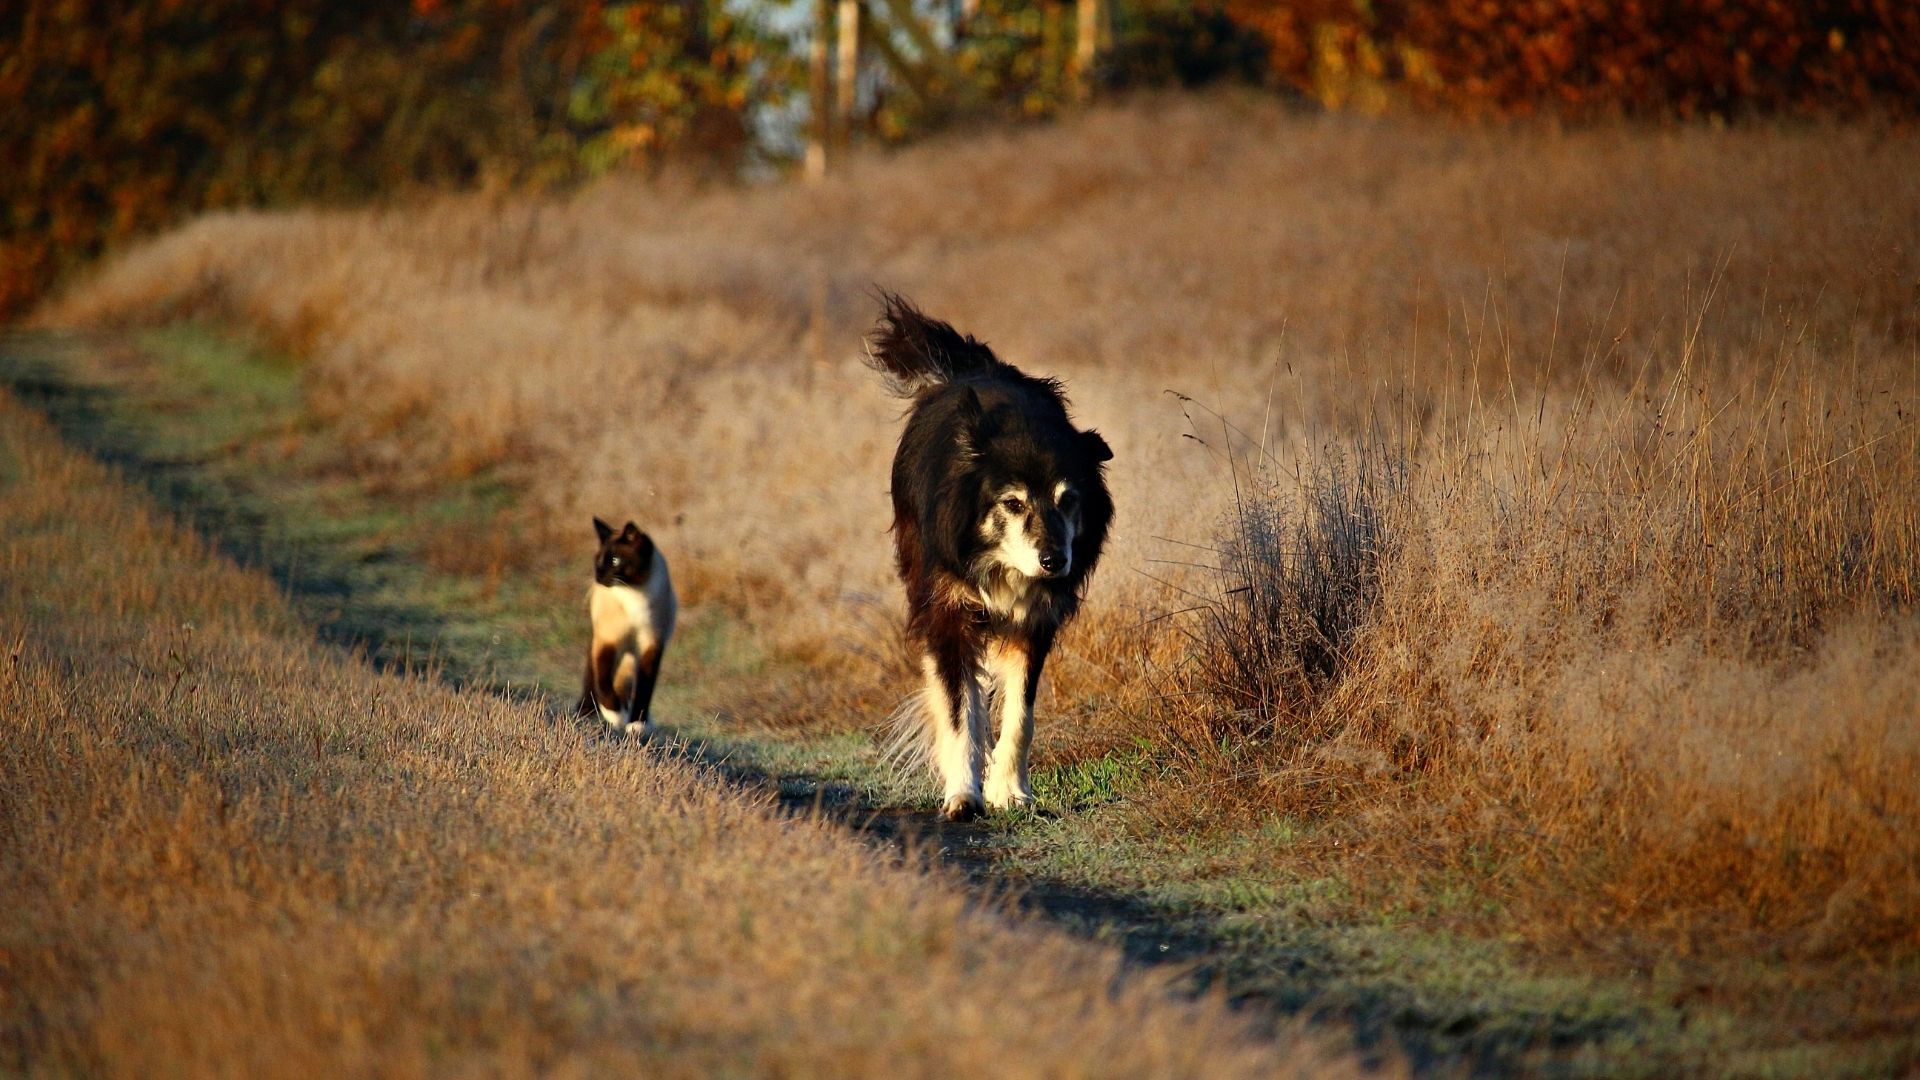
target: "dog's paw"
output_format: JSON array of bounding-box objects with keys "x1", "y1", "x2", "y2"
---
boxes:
[
  {"x1": 984, "y1": 778, "x2": 1034, "y2": 811},
  {"x1": 942, "y1": 793, "x2": 985, "y2": 822}
]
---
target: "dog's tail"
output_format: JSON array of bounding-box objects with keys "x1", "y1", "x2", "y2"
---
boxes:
[
  {"x1": 865, "y1": 290, "x2": 1003, "y2": 398},
  {"x1": 879, "y1": 687, "x2": 938, "y2": 780}
]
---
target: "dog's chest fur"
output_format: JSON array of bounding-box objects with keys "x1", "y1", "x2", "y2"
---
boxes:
[
  {"x1": 941, "y1": 565, "x2": 1064, "y2": 634},
  {"x1": 975, "y1": 568, "x2": 1046, "y2": 626}
]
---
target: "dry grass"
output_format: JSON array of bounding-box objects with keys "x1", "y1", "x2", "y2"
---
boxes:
[
  {"x1": 0, "y1": 391, "x2": 1368, "y2": 1076},
  {"x1": 1158, "y1": 354, "x2": 1920, "y2": 957},
  {"x1": 1176, "y1": 442, "x2": 1399, "y2": 734},
  {"x1": 33, "y1": 91, "x2": 1920, "y2": 996}
]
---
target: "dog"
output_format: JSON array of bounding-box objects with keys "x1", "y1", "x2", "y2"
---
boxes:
[
  {"x1": 867, "y1": 293, "x2": 1113, "y2": 820},
  {"x1": 579, "y1": 517, "x2": 677, "y2": 737}
]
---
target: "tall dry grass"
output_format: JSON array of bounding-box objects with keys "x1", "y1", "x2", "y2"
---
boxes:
[
  {"x1": 34, "y1": 92, "x2": 1920, "y2": 967},
  {"x1": 1164, "y1": 349, "x2": 1919, "y2": 957},
  {"x1": 0, "y1": 391, "x2": 1364, "y2": 1076}
]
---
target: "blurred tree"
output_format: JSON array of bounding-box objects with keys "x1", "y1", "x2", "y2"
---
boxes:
[
  {"x1": 862, "y1": 0, "x2": 1269, "y2": 140},
  {"x1": 1100, "y1": 0, "x2": 1272, "y2": 89},
  {"x1": 0, "y1": 0, "x2": 791, "y2": 318},
  {"x1": 4, "y1": 0, "x2": 1916, "y2": 317},
  {"x1": 572, "y1": 1, "x2": 796, "y2": 176},
  {"x1": 1394, "y1": 0, "x2": 1920, "y2": 118},
  {"x1": 1216, "y1": 0, "x2": 1920, "y2": 117}
]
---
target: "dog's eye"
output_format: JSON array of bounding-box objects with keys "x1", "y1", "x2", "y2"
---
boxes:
[
  {"x1": 1001, "y1": 496, "x2": 1027, "y2": 514},
  {"x1": 610, "y1": 557, "x2": 621, "y2": 566},
  {"x1": 1058, "y1": 491, "x2": 1078, "y2": 512}
]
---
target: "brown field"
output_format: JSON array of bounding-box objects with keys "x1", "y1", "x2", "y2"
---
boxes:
[
  {"x1": 0, "y1": 391, "x2": 1367, "y2": 1075},
  {"x1": 28, "y1": 91, "x2": 1920, "y2": 1062}
]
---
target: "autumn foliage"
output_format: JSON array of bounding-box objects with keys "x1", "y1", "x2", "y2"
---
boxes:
[
  {"x1": 6, "y1": 0, "x2": 1919, "y2": 321},
  {"x1": 1223, "y1": 0, "x2": 1920, "y2": 116},
  {"x1": 1, "y1": 0, "x2": 786, "y2": 319}
]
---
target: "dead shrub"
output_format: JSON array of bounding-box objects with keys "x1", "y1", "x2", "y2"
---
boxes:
[{"x1": 1180, "y1": 446, "x2": 1402, "y2": 749}]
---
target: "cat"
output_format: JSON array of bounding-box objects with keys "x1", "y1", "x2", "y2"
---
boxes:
[{"x1": 579, "y1": 517, "x2": 676, "y2": 737}]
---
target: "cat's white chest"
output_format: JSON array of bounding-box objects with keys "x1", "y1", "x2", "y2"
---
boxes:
[
  {"x1": 587, "y1": 554, "x2": 675, "y2": 647},
  {"x1": 592, "y1": 581, "x2": 650, "y2": 628}
]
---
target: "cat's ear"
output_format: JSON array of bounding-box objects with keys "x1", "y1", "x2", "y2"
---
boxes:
[
  {"x1": 593, "y1": 517, "x2": 614, "y2": 543},
  {"x1": 620, "y1": 521, "x2": 642, "y2": 540}
]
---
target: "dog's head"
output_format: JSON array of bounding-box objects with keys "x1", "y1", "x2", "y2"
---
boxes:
[
  {"x1": 592, "y1": 517, "x2": 656, "y2": 587},
  {"x1": 944, "y1": 389, "x2": 1114, "y2": 585}
]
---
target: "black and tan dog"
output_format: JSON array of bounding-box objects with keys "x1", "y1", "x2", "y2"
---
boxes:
[
  {"x1": 867, "y1": 294, "x2": 1114, "y2": 820},
  {"x1": 579, "y1": 517, "x2": 676, "y2": 737}
]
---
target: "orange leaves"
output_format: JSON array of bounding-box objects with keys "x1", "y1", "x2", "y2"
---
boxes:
[
  {"x1": 569, "y1": 0, "x2": 791, "y2": 175},
  {"x1": 3, "y1": 0, "x2": 1915, "y2": 324},
  {"x1": 0, "y1": 0, "x2": 793, "y2": 320},
  {"x1": 1216, "y1": 0, "x2": 1920, "y2": 119}
]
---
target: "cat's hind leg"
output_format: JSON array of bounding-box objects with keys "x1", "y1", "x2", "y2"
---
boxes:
[
  {"x1": 627, "y1": 643, "x2": 664, "y2": 736},
  {"x1": 591, "y1": 643, "x2": 628, "y2": 731},
  {"x1": 608, "y1": 653, "x2": 639, "y2": 734}
]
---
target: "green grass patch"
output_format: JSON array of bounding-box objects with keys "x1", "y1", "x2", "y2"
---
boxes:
[{"x1": 1033, "y1": 738, "x2": 1153, "y2": 809}]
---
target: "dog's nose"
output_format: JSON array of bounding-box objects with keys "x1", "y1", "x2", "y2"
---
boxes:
[{"x1": 1038, "y1": 550, "x2": 1066, "y2": 575}]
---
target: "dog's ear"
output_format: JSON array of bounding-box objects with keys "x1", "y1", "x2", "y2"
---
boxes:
[
  {"x1": 921, "y1": 390, "x2": 987, "y2": 574},
  {"x1": 620, "y1": 521, "x2": 642, "y2": 540},
  {"x1": 952, "y1": 386, "x2": 985, "y2": 459},
  {"x1": 1080, "y1": 428, "x2": 1113, "y2": 463},
  {"x1": 594, "y1": 517, "x2": 614, "y2": 543},
  {"x1": 923, "y1": 470, "x2": 979, "y2": 575}
]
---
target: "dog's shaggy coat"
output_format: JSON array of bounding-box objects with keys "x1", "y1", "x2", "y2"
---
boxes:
[{"x1": 868, "y1": 294, "x2": 1113, "y2": 820}]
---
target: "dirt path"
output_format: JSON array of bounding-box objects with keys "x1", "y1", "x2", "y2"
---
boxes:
[
  {"x1": 0, "y1": 328, "x2": 1695, "y2": 1077},
  {"x1": 4, "y1": 378, "x2": 1371, "y2": 1078},
  {"x1": 0, "y1": 331, "x2": 1309, "y2": 1027}
]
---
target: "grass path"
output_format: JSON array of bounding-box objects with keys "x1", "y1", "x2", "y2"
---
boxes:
[
  {"x1": 5, "y1": 326, "x2": 1904, "y2": 1077},
  {"x1": 0, "y1": 355, "x2": 1371, "y2": 1076}
]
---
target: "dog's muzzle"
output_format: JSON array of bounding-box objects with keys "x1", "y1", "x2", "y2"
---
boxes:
[{"x1": 1038, "y1": 550, "x2": 1068, "y2": 577}]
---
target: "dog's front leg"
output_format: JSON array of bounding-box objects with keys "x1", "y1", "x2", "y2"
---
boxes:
[
  {"x1": 984, "y1": 630, "x2": 1050, "y2": 810},
  {"x1": 983, "y1": 641, "x2": 1033, "y2": 809},
  {"x1": 922, "y1": 647, "x2": 985, "y2": 821}
]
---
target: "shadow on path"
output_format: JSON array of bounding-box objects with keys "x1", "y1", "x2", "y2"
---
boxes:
[
  {"x1": 1, "y1": 331, "x2": 536, "y2": 698},
  {"x1": 1, "y1": 329, "x2": 1249, "y2": 984}
]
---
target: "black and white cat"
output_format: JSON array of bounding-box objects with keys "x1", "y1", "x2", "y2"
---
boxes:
[{"x1": 579, "y1": 517, "x2": 676, "y2": 737}]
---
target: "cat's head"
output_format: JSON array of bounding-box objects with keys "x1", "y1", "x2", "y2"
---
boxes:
[{"x1": 592, "y1": 517, "x2": 655, "y2": 587}]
